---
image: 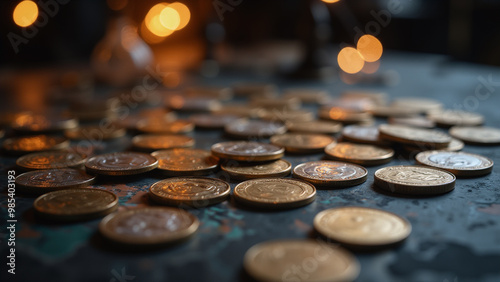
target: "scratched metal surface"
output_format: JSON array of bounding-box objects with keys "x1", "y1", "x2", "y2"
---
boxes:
[{"x1": 1, "y1": 53, "x2": 500, "y2": 282}]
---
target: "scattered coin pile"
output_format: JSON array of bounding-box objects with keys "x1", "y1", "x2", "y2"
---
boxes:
[{"x1": 3, "y1": 84, "x2": 498, "y2": 281}]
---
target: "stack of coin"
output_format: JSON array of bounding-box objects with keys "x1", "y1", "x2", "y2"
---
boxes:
[
  {"x1": 132, "y1": 134, "x2": 194, "y2": 152},
  {"x1": 64, "y1": 125, "x2": 126, "y2": 140},
  {"x1": 286, "y1": 120, "x2": 342, "y2": 134},
  {"x1": 221, "y1": 159, "x2": 291, "y2": 180},
  {"x1": 85, "y1": 152, "x2": 158, "y2": 176},
  {"x1": 324, "y1": 142, "x2": 394, "y2": 166},
  {"x1": 319, "y1": 107, "x2": 374, "y2": 125},
  {"x1": 16, "y1": 168, "x2": 96, "y2": 195},
  {"x1": 270, "y1": 133, "x2": 335, "y2": 154},
  {"x1": 225, "y1": 119, "x2": 286, "y2": 139},
  {"x1": 2, "y1": 135, "x2": 70, "y2": 155},
  {"x1": 378, "y1": 124, "x2": 451, "y2": 149},
  {"x1": 16, "y1": 151, "x2": 87, "y2": 170},
  {"x1": 293, "y1": 160, "x2": 368, "y2": 188},
  {"x1": 415, "y1": 150, "x2": 494, "y2": 177},
  {"x1": 211, "y1": 141, "x2": 284, "y2": 162},
  {"x1": 428, "y1": 110, "x2": 484, "y2": 127},
  {"x1": 449, "y1": 126, "x2": 500, "y2": 145},
  {"x1": 151, "y1": 148, "x2": 219, "y2": 176}
]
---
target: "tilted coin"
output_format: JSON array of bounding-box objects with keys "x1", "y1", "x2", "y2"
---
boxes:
[
  {"x1": 232, "y1": 82, "x2": 278, "y2": 98},
  {"x1": 391, "y1": 97, "x2": 443, "y2": 113},
  {"x1": 244, "y1": 239, "x2": 359, "y2": 282},
  {"x1": 188, "y1": 114, "x2": 239, "y2": 129},
  {"x1": 257, "y1": 109, "x2": 314, "y2": 122},
  {"x1": 15, "y1": 168, "x2": 96, "y2": 195},
  {"x1": 233, "y1": 178, "x2": 316, "y2": 209},
  {"x1": 220, "y1": 159, "x2": 291, "y2": 180},
  {"x1": 314, "y1": 207, "x2": 411, "y2": 249},
  {"x1": 34, "y1": 188, "x2": 118, "y2": 221},
  {"x1": 319, "y1": 107, "x2": 374, "y2": 124},
  {"x1": 137, "y1": 119, "x2": 194, "y2": 134},
  {"x1": 64, "y1": 125, "x2": 126, "y2": 140},
  {"x1": 388, "y1": 116, "x2": 435, "y2": 129},
  {"x1": 2, "y1": 135, "x2": 69, "y2": 155},
  {"x1": 449, "y1": 126, "x2": 500, "y2": 145},
  {"x1": 270, "y1": 133, "x2": 335, "y2": 153},
  {"x1": 99, "y1": 207, "x2": 199, "y2": 246},
  {"x1": 342, "y1": 125, "x2": 388, "y2": 145},
  {"x1": 286, "y1": 120, "x2": 342, "y2": 134},
  {"x1": 293, "y1": 161, "x2": 368, "y2": 188},
  {"x1": 85, "y1": 152, "x2": 158, "y2": 176},
  {"x1": 369, "y1": 105, "x2": 421, "y2": 117},
  {"x1": 225, "y1": 119, "x2": 286, "y2": 139},
  {"x1": 428, "y1": 110, "x2": 484, "y2": 127},
  {"x1": 324, "y1": 142, "x2": 394, "y2": 166},
  {"x1": 165, "y1": 95, "x2": 222, "y2": 112},
  {"x1": 374, "y1": 165, "x2": 456, "y2": 195},
  {"x1": 415, "y1": 151, "x2": 494, "y2": 177},
  {"x1": 211, "y1": 141, "x2": 284, "y2": 162},
  {"x1": 149, "y1": 177, "x2": 230, "y2": 207},
  {"x1": 151, "y1": 148, "x2": 219, "y2": 176},
  {"x1": 282, "y1": 88, "x2": 330, "y2": 104},
  {"x1": 11, "y1": 113, "x2": 78, "y2": 133},
  {"x1": 16, "y1": 151, "x2": 87, "y2": 170},
  {"x1": 132, "y1": 134, "x2": 194, "y2": 152},
  {"x1": 403, "y1": 137, "x2": 464, "y2": 153},
  {"x1": 378, "y1": 124, "x2": 451, "y2": 149}
]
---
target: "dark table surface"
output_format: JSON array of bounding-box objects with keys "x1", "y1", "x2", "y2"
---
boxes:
[{"x1": 1, "y1": 52, "x2": 500, "y2": 282}]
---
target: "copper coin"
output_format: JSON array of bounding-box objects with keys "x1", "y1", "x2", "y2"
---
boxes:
[
  {"x1": 325, "y1": 142, "x2": 394, "y2": 166},
  {"x1": 319, "y1": 107, "x2": 373, "y2": 124},
  {"x1": 225, "y1": 119, "x2": 287, "y2": 139},
  {"x1": 151, "y1": 149, "x2": 219, "y2": 176},
  {"x1": 369, "y1": 105, "x2": 421, "y2": 117},
  {"x1": 257, "y1": 109, "x2": 314, "y2": 122},
  {"x1": 16, "y1": 151, "x2": 87, "y2": 170},
  {"x1": 378, "y1": 124, "x2": 451, "y2": 149},
  {"x1": 211, "y1": 141, "x2": 284, "y2": 162},
  {"x1": 286, "y1": 120, "x2": 342, "y2": 134},
  {"x1": 221, "y1": 159, "x2": 291, "y2": 180},
  {"x1": 149, "y1": 177, "x2": 230, "y2": 207},
  {"x1": 428, "y1": 110, "x2": 484, "y2": 127},
  {"x1": 293, "y1": 161, "x2": 368, "y2": 188},
  {"x1": 188, "y1": 114, "x2": 240, "y2": 129},
  {"x1": 137, "y1": 119, "x2": 194, "y2": 134},
  {"x1": 85, "y1": 152, "x2": 158, "y2": 176},
  {"x1": 270, "y1": 133, "x2": 335, "y2": 153},
  {"x1": 342, "y1": 125, "x2": 388, "y2": 145},
  {"x1": 64, "y1": 125, "x2": 126, "y2": 140},
  {"x1": 415, "y1": 151, "x2": 494, "y2": 177},
  {"x1": 2, "y1": 135, "x2": 69, "y2": 155},
  {"x1": 11, "y1": 113, "x2": 78, "y2": 133},
  {"x1": 16, "y1": 168, "x2": 96, "y2": 195},
  {"x1": 132, "y1": 134, "x2": 194, "y2": 152},
  {"x1": 449, "y1": 126, "x2": 500, "y2": 145}
]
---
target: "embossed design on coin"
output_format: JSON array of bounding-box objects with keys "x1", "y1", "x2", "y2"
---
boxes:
[
  {"x1": 378, "y1": 124, "x2": 451, "y2": 148},
  {"x1": 211, "y1": 141, "x2": 284, "y2": 161},
  {"x1": 2, "y1": 135, "x2": 69, "y2": 155},
  {"x1": 293, "y1": 161, "x2": 367, "y2": 187},
  {"x1": 416, "y1": 151, "x2": 493, "y2": 177},
  {"x1": 85, "y1": 152, "x2": 158, "y2": 176},
  {"x1": 132, "y1": 134, "x2": 195, "y2": 151},
  {"x1": 233, "y1": 178, "x2": 316, "y2": 208},
  {"x1": 221, "y1": 159, "x2": 291, "y2": 180},
  {"x1": 270, "y1": 133, "x2": 335, "y2": 153},
  {"x1": 325, "y1": 142, "x2": 394, "y2": 166},
  {"x1": 449, "y1": 126, "x2": 500, "y2": 145},
  {"x1": 16, "y1": 151, "x2": 86, "y2": 170},
  {"x1": 16, "y1": 168, "x2": 96, "y2": 194},
  {"x1": 152, "y1": 148, "x2": 219, "y2": 176},
  {"x1": 149, "y1": 177, "x2": 230, "y2": 207}
]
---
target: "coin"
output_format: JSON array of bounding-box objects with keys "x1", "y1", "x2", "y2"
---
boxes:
[
  {"x1": 232, "y1": 82, "x2": 278, "y2": 98},
  {"x1": 250, "y1": 97, "x2": 301, "y2": 111},
  {"x1": 324, "y1": 142, "x2": 394, "y2": 166},
  {"x1": 293, "y1": 161, "x2": 368, "y2": 188},
  {"x1": 2, "y1": 135, "x2": 70, "y2": 155},
  {"x1": 132, "y1": 134, "x2": 194, "y2": 152},
  {"x1": 64, "y1": 125, "x2": 126, "y2": 140},
  {"x1": 70, "y1": 98, "x2": 120, "y2": 121},
  {"x1": 403, "y1": 137, "x2": 464, "y2": 153},
  {"x1": 342, "y1": 125, "x2": 388, "y2": 145},
  {"x1": 85, "y1": 152, "x2": 158, "y2": 176},
  {"x1": 415, "y1": 151, "x2": 494, "y2": 177},
  {"x1": 270, "y1": 133, "x2": 335, "y2": 154},
  {"x1": 282, "y1": 88, "x2": 330, "y2": 104},
  {"x1": 16, "y1": 168, "x2": 96, "y2": 195},
  {"x1": 12, "y1": 113, "x2": 78, "y2": 133},
  {"x1": 319, "y1": 107, "x2": 373, "y2": 124},
  {"x1": 225, "y1": 119, "x2": 287, "y2": 139},
  {"x1": 391, "y1": 97, "x2": 443, "y2": 113},
  {"x1": 151, "y1": 149, "x2": 219, "y2": 176},
  {"x1": 388, "y1": 116, "x2": 435, "y2": 129},
  {"x1": 211, "y1": 141, "x2": 284, "y2": 162},
  {"x1": 244, "y1": 239, "x2": 359, "y2": 282},
  {"x1": 233, "y1": 178, "x2": 316, "y2": 208},
  {"x1": 149, "y1": 177, "x2": 230, "y2": 207},
  {"x1": 137, "y1": 119, "x2": 194, "y2": 134},
  {"x1": 165, "y1": 95, "x2": 222, "y2": 112},
  {"x1": 184, "y1": 86, "x2": 233, "y2": 100},
  {"x1": 211, "y1": 103, "x2": 261, "y2": 118},
  {"x1": 188, "y1": 114, "x2": 239, "y2": 129},
  {"x1": 369, "y1": 105, "x2": 421, "y2": 117},
  {"x1": 449, "y1": 126, "x2": 500, "y2": 145},
  {"x1": 428, "y1": 110, "x2": 484, "y2": 127},
  {"x1": 221, "y1": 159, "x2": 291, "y2": 180},
  {"x1": 341, "y1": 90, "x2": 388, "y2": 106},
  {"x1": 16, "y1": 151, "x2": 87, "y2": 170},
  {"x1": 314, "y1": 207, "x2": 411, "y2": 248},
  {"x1": 34, "y1": 188, "x2": 118, "y2": 221},
  {"x1": 286, "y1": 120, "x2": 342, "y2": 134},
  {"x1": 99, "y1": 207, "x2": 199, "y2": 246},
  {"x1": 378, "y1": 124, "x2": 451, "y2": 149},
  {"x1": 116, "y1": 109, "x2": 177, "y2": 130},
  {"x1": 374, "y1": 165, "x2": 456, "y2": 195},
  {"x1": 257, "y1": 109, "x2": 314, "y2": 122}
]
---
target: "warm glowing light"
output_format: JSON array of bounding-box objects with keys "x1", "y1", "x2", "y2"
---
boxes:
[
  {"x1": 361, "y1": 60, "x2": 380, "y2": 74},
  {"x1": 159, "y1": 7, "x2": 181, "y2": 30},
  {"x1": 168, "y1": 2, "x2": 190, "y2": 30},
  {"x1": 13, "y1": 1, "x2": 38, "y2": 27},
  {"x1": 322, "y1": 0, "x2": 340, "y2": 3},
  {"x1": 357, "y1": 35, "x2": 383, "y2": 62},
  {"x1": 148, "y1": 14, "x2": 174, "y2": 37},
  {"x1": 338, "y1": 47, "x2": 365, "y2": 74},
  {"x1": 145, "y1": 3, "x2": 167, "y2": 27},
  {"x1": 140, "y1": 20, "x2": 166, "y2": 44}
]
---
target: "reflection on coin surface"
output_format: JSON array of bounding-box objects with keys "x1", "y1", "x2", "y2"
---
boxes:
[
  {"x1": 378, "y1": 124, "x2": 451, "y2": 149},
  {"x1": 137, "y1": 119, "x2": 194, "y2": 134},
  {"x1": 244, "y1": 239, "x2": 359, "y2": 282},
  {"x1": 34, "y1": 188, "x2": 118, "y2": 221},
  {"x1": 64, "y1": 125, "x2": 126, "y2": 140},
  {"x1": 319, "y1": 107, "x2": 373, "y2": 124},
  {"x1": 293, "y1": 161, "x2": 368, "y2": 188},
  {"x1": 428, "y1": 110, "x2": 484, "y2": 127},
  {"x1": 270, "y1": 133, "x2": 335, "y2": 153},
  {"x1": 374, "y1": 165, "x2": 456, "y2": 195},
  {"x1": 233, "y1": 178, "x2": 316, "y2": 208},
  {"x1": 225, "y1": 119, "x2": 286, "y2": 139},
  {"x1": 286, "y1": 120, "x2": 342, "y2": 134},
  {"x1": 221, "y1": 159, "x2": 291, "y2": 180},
  {"x1": 342, "y1": 125, "x2": 386, "y2": 145},
  {"x1": 12, "y1": 113, "x2": 78, "y2": 133},
  {"x1": 99, "y1": 207, "x2": 199, "y2": 246},
  {"x1": 151, "y1": 149, "x2": 219, "y2": 176},
  {"x1": 416, "y1": 151, "x2": 493, "y2": 177},
  {"x1": 149, "y1": 177, "x2": 230, "y2": 207},
  {"x1": 211, "y1": 141, "x2": 284, "y2": 162},
  {"x1": 16, "y1": 151, "x2": 87, "y2": 170},
  {"x1": 16, "y1": 168, "x2": 96, "y2": 194},
  {"x1": 449, "y1": 126, "x2": 500, "y2": 145},
  {"x1": 132, "y1": 134, "x2": 194, "y2": 151},
  {"x1": 2, "y1": 135, "x2": 69, "y2": 155},
  {"x1": 85, "y1": 152, "x2": 158, "y2": 176},
  {"x1": 314, "y1": 207, "x2": 411, "y2": 248},
  {"x1": 189, "y1": 114, "x2": 239, "y2": 129},
  {"x1": 324, "y1": 142, "x2": 394, "y2": 166}
]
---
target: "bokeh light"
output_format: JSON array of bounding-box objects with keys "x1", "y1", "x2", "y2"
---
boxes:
[
  {"x1": 322, "y1": 0, "x2": 340, "y2": 3},
  {"x1": 13, "y1": 1, "x2": 38, "y2": 27},
  {"x1": 357, "y1": 35, "x2": 383, "y2": 62},
  {"x1": 141, "y1": 2, "x2": 190, "y2": 42},
  {"x1": 159, "y1": 7, "x2": 181, "y2": 30},
  {"x1": 169, "y1": 2, "x2": 190, "y2": 30},
  {"x1": 338, "y1": 47, "x2": 365, "y2": 74}
]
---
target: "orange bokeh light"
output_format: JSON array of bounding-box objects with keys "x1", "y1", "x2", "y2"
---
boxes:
[
  {"x1": 322, "y1": 0, "x2": 340, "y2": 3},
  {"x1": 357, "y1": 35, "x2": 383, "y2": 62},
  {"x1": 13, "y1": 0, "x2": 38, "y2": 27},
  {"x1": 142, "y1": 2, "x2": 190, "y2": 41},
  {"x1": 169, "y1": 2, "x2": 190, "y2": 30},
  {"x1": 338, "y1": 47, "x2": 365, "y2": 74}
]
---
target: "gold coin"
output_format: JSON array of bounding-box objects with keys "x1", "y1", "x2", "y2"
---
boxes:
[
  {"x1": 233, "y1": 178, "x2": 316, "y2": 209},
  {"x1": 286, "y1": 120, "x2": 342, "y2": 134},
  {"x1": 449, "y1": 126, "x2": 500, "y2": 145},
  {"x1": 257, "y1": 109, "x2": 314, "y2": 122},
  {"x1": 151, "y1": 148, "x2": 219, "y2": 176},
  {"x1": 99, "y1": 207, "x2": 199, "y2": 246},
  {"x1": 378, "y1": 124, "x2": 451, "y2": 149},
  {"x1": 34, "y1": 188, "x2": 118, "y2": 221},
  {"x1": 64, "y1": 125, "x2": 126, "y2": 140},
  {"x1": 165, "y1": 95, "x2": 222, "y2": 112},
  {"x1": 244, "y1": 239, "x2": 359, "y2": 282},
  {"x1": 369, "y1": 105, "x2": 420, "y2": 117},
  {"x1": 415, "y1": 150, "x2": 494, "y2": 177},
  {"x1": 232, "y1": 82, "x2": 278, "y2": 98},
  {"x1": 11, "y1": 113, "x2": 78, "y2": 133},
  {"x1": 137, "y1": 119, "x2": 194, "y2": 134},
  {"x1": 374, "y1": 165, "x2": 456, "y2": 195},
  {"x1": 403, "y1": 137, "x2": 464, "y2": 153},
  {"x1": 188, "y1": 114, "x2": 239, "y2": 129},
  {"x1": 391, "y1": 97, "x2": 443, "y2": 113},
  {"x1": 211, "y1": 141, "x2": 284, "y2": 162},
  {"x1": 225, "y1": 119, "x2": 287, "y2": 139},
  {"x1": 220, "y1": 159, "x2": 291, "y2": 180},
  {"x1": 388, "y1": 116, "x2": 435, "y2": 129},
  {"x1": 282, "y1": 88, "x2": 330, "y2": 104},
  {"x1": 342, "y1": 125, "x2": 388, "y2": 145},
  {"x1": 314, "y1": 207, "x2": 411, "y2": 249},
  {"x1": 85, "y1": 152, "x2": 158, "y2": 176},
  {"x1": 132, "y1": 134, "x2": 194, "y2": 152},
  {"x1": 149, "y1": 177, "x2": 230, "y2": 207},
  {"x1": 2, "y1": 135, "x2": 69, "y2": 155},
  {"x1": 293, "y1": 161, "x2": 368, "y2": 188},
  {"x1": 16, "y1": 151, "x2": 87, "y2": 170},
  {"x1": 324, "y1": 142, "x2": 394, "y2": 166},
  {"x1": 428, "y1": 110, "x2": 484, "y2": 127},
  {"x1": 16, "y1": 168, "x2": 96, "y2": 195},
  {"x1": 319, "y1": 107, "x2": 373, "y2": 124},
  {"x1": 270, "y1": 133, "x2": 335, "y2": 153}
]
